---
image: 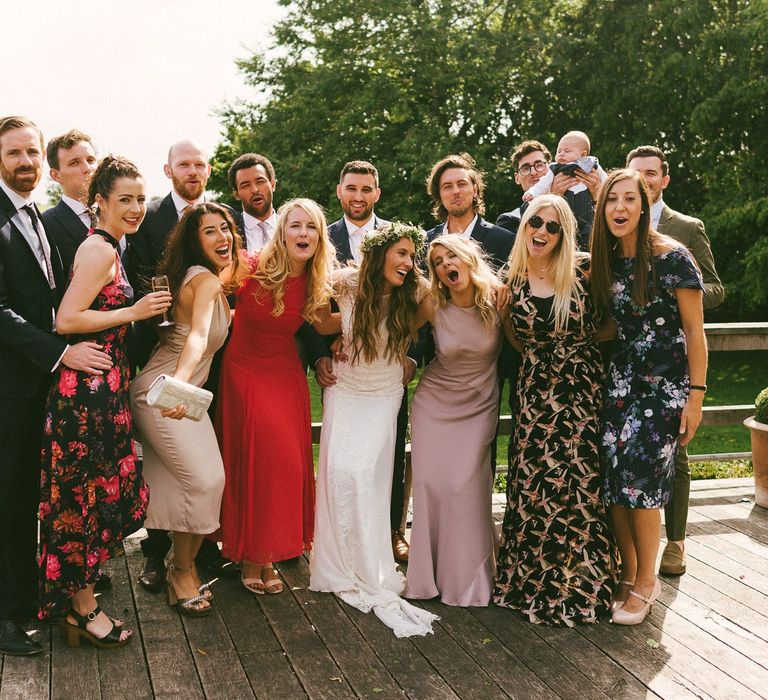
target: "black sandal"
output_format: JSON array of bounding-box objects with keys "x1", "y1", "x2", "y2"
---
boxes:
[{"x1": 61, "y1": 605, "x2": 131, "y2": 649}]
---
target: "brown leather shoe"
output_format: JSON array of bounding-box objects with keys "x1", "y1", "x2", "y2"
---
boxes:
[
  {"x1": 392, "y1": 530, "x2": 409, "y2": 563},
  {"x1": 659, "y1": 541, "x2": 686, "y2": 576}
]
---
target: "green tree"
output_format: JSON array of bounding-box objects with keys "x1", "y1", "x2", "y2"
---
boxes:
[{"x1": 212, "y1": 0, "x2": 767, "y2": 318}]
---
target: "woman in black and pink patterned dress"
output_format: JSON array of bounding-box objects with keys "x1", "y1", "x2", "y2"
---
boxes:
[{"x1": 38, "y1": 156, "x2": 171, "y2": 648}]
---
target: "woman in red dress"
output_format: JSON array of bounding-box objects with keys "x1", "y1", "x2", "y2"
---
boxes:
[{"x1": 216, "y1": 198, "x2": 337, "y2": 594}]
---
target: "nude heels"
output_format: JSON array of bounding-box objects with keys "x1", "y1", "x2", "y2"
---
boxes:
[
  {"x1": 611, "y1": 578, "x2": 661, "y2": 625},
  {"x1": 610, "y1": 579, "x2": 635, "y2": 613}
]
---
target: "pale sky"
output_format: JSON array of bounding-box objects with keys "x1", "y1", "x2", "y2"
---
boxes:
[{"x1": 1, "y1": 0, "x2": 282, "y2": 200}]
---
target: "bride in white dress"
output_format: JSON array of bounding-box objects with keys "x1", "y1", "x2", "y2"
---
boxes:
[{"x1": 310, "y1": 223, "x2": 438, "y2": 638}]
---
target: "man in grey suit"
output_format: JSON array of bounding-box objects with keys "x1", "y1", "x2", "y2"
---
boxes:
[
  {"x1": 628, "y1": 145, "x2": 725, "y2": 576},
  {"x1": 41, "y1": 130, "x2": 98, "y2": 277}
]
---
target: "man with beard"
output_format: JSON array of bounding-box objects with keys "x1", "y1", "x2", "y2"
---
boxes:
[
  {"x1": 424, "y1": 153, "x2": 516, "y2": 472},
  {"x1": 312, "y1": 160, "x2": 416, "y2": 563},
  {"x1": 228, "y1": 152, "x2": 277, "y2": 251},
  {"x1": 128, "y1": 140, "x2": 237, "y2": 592},
  {"x1": 0, "y1": 116, "x2": 112, "y2": 655},
  {"x1": 425, "y1": 153, "x2": 514, "y2": 269},
  {"x1": 41, "y1": 129, "x2": 99, "y2": 273}
]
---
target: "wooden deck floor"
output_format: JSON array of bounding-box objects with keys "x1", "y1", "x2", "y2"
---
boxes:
[{"x1": 1, "y1": 477, "x2": 767, "y2": 700}]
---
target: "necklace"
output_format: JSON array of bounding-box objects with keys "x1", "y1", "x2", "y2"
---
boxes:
[{"x1": 528, "y1": 264, "x2": 548, "y2": 280}]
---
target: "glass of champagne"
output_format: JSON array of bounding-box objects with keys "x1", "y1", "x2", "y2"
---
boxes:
[{"x1": 151, "y1": 275, "x2": 174, "y2": 327}]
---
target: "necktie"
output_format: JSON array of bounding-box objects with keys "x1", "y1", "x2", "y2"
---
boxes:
[
  {"x1": 22, "y1": 205, "x2": 55, "y2": 288},
  {"x1": 257, "y1": 220, "x2": 269, "y2": 249}
]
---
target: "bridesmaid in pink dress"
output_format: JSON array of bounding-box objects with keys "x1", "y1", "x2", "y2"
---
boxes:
[{"x1": 406, "y1": 235, "x2": 502, "y2": 606}]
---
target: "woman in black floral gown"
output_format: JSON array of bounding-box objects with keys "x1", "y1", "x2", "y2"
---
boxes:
[
  {"x1": 38, "y1": 156, "x2": 171, "y2": 648},
  {"x1": 494, "y1": 195, "x2": 618, "y2": 626}
]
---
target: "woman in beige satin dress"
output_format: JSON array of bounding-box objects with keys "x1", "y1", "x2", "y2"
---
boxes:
[{"x1": 130, "y1": 203, "x2": 244, "y2": 616}]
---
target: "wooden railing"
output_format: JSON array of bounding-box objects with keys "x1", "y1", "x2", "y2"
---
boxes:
[{"x1": 310, "y1": 322, "x2": 768, "y2": 464}]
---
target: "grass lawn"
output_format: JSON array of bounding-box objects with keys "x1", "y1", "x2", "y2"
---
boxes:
[{"x1": 307, "y1": 349, "x2": 764, "y2": 479}]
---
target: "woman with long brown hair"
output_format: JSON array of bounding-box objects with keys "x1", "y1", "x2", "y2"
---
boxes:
[
  {"x1": 130, "y1": 202, "x2": 243, "y2": 616},
  {"x1": 216, "y1": 198, "x2": 337, "y2": 595},
  {"x1": 591, "y1": 169, "x2": 706, "y2": 625},
  {"x1": 310, "y1": 222, "x2": 438, "y2": 638},
  {"x1": 39, "y1": 156, "x2": 171, "y2": 647}
]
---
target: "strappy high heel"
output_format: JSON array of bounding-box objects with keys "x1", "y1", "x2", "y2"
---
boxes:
[
  {"x1": 167, "y1": 563, "x2": 212, "y2": 617},
  {"x1": 61, "y1": 605, "x2": 131, "y2": 649},
  {"x1": 611, "y1": 578, "x2": 661, "y2": 625},
  {"x1": 610, "y1": 579, "x2": 635, "y2": 613}
]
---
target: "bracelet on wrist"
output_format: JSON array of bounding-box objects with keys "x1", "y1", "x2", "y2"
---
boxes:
[{"x1": 689, "y1": 384, "x2": 707, "y2": 392}]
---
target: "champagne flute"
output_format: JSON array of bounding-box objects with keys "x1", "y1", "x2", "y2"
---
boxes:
[{"x1": 151, "y1": 275, "x2": 174, "y2": 327}]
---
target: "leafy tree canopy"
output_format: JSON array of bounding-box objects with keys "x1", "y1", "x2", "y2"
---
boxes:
[{"x1": 211, "y1": 0, "x2": 767, "y2": 318}]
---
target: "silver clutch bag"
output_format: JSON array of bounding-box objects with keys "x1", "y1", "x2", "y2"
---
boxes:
[{"x1": 145, "y1": 374, "x2": 213, "y2": 422}]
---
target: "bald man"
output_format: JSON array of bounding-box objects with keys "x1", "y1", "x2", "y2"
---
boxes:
[{"x1": 125, "y1": 140, "x2": 240, "y2": 590}]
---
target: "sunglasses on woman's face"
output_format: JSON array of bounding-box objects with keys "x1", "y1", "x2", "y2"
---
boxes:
[{"x1": 528, "y1": 214, "x2": 563, "y2": 235}]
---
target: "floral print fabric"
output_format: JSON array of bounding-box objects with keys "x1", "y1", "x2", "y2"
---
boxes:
[
  {"x1": 38, "y1": 233, "x2": 148, "y2": 618},
  {"x1": 494, "y1": 262, "x2": 618, "y2": 626},
  {"x1": 601, "y1": 247, "x2": 703, "y2": 509}
]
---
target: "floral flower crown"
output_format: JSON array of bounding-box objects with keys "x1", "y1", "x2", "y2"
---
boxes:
[{"x1": 359, "y1": 221, "x2": 427, "y2": 256}]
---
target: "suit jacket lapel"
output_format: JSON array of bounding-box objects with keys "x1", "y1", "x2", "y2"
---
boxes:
[
  {"x1": 56, "y1": 199, "x2": 89, "y2": 241},
  {"x1": 331, "y1": 219, "x2": 353, "y2": 263},
  {"x1": 657, "y1": 204, "x2": 673, "y2": 235},
  {"x1": 0, "y1": 188, "x2": 52, "y2": 286},
  {"x1": 469, "y1": 217, "x2": 487, "y2": 245}
]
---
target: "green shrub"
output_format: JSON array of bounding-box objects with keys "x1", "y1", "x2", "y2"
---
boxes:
[{"x1": 756, "y1": 387, "x2": 768, "y2": 424}]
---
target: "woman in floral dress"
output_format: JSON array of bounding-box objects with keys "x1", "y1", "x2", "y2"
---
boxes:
[
  {"x1": 39, "y1": 156, "x2": 172, "y2": 648},
  {"x1": 493, "y1": 195, "x2": 617, "y2": 626},
  {"x1": 591, "y1": 169, "x2": 707, "y2": 625}
]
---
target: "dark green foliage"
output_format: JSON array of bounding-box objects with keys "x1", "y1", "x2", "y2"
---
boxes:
[
  {"x1": 755, "y1": 387, "x2": 768, "y2": 424},
  {"x1": 211, "y1": 0, "x2": 767, "y2": 318}
]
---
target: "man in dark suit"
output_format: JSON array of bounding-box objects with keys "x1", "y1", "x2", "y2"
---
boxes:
[
  {"x1": 496, "y1": 140, "x2": 552, "y2": 235},
  {"x1": 627, "y1": 145, "x2": 725, "y2": 577},
  {"x1": 0, "y1": 116, "x2": 112, "y2": 656},
  {"x1": 41, "y1": 129, "x2": 98, "y2": 274},
  {"x1": 424, "y1": 153, "x2": 517, "y2": 472},
  {"x1": 126, "y1": 139, "x2": 236, "y2": 591},
  {"x1": 314, "y1": 160, "x2": 413, "y2": 562},
  {"x1": 229, "y1": 152, "x2": 277, "y2": 251},
  {"x1": 424, "y1": 153, "x2": 515, "y2": 268}
]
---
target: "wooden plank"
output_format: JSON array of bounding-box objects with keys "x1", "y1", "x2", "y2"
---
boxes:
[
  {"x1": 0, "y1": 624, "x2": 50, "y2": 700},
  {"x1": 468, "y1": 606, "x2": 614, "y2": 700},
  {"x1": 646, "y1": 595, "x2": 768, "y2": 697},
  {"x1": 179, "y1": 596, "x2": 255, "y2": 699},
  {"x1": 339, "y1": 602, "x2": 460, "y2": 700},
  {"x1": 252, "y1": 558, "x2": 355, "y2": 700},
  {"x1": 687, "y1": 501, "x2": 768, "y2": 544},
  {"x1": 50, "y1": 600, "x2": 100, "y2": 700},
  {"x1": 124, "y1": 538, "x2": 205, "y2": 699},
  {"x1": 213, "y1": 575, "x2": 306, "y2": 699},
  {"x1": 529, "y1": 624, "x2": 662, "y2": 700},
  {"x1": 409, "y1": 601, "x2": 512, "y2": 700},
  {"x1": 685, "y1": 518, "x2": 768, "y2": 575},
  {"x1": 656, "y1": 579, "x2": 768, "y2": 670},
  {"x1": 700, "y1": 405, "x2": 755, "y2": 426},
  {"x1": 278, "y1": 557, "x2": 406, "y2": 698},
  {"x1": 690, "y1": 451, "x2": 752, "y2": 461},
  {"x1": 575, "y1": 617, "x2": 727, "y2": 699},
  {"x1": 704, "y1": 322, "x2": 768, "y2": 351},
  {"x1": 96, "y1": 554, "x2": 153, "y2": 700}
]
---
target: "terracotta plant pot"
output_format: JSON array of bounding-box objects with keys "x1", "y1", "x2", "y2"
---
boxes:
[{"x1": 744, "y1": 416, "x2": 768, "y2": 508}]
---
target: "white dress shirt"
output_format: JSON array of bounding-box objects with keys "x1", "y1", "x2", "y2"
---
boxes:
[
  {"x1": 345, "y1": 215, "x2": 377, "y2": 264},
  {"x1": 651, "y1": 197, "x2": 665, "y2": 231},
  {"x1": 61, "y1": 194, "x2": 93, "y2": 230},
  {"x1": 444, "y1": 214, "x2": 478, "y2": 239},
  {"x1": 171, "y1": 190, "x2": 205, "y2": 220},
  {"x1": 243, "y1": 210, "x2": 278, "y2": 251}
]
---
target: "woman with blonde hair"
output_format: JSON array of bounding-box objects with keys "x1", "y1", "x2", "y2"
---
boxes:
[
  {"x1": 405, "y1": 235, "x2": 502, "y2": 607},
  {"x1": 493, "y1": 194, "x2": 618, "y2": 626},
  {"x1": 216, "y1": 198, "x2": 338, "y2": 595},
  {"x1": 310, "y1": 222, "x2": 438, "y2": 637}
]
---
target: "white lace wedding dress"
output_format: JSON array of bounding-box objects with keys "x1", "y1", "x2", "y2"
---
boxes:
[{"x1": 309, "y1": 269, "x2": 437, "y2": 638}]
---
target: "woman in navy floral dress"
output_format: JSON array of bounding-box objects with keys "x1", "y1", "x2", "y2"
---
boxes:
[
  {"x1": 39, "y1": 156, "x2": 171, "y2": 648},
  {"x1": 591, "y1": 169, "x2": 707, "y2": 626}
]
